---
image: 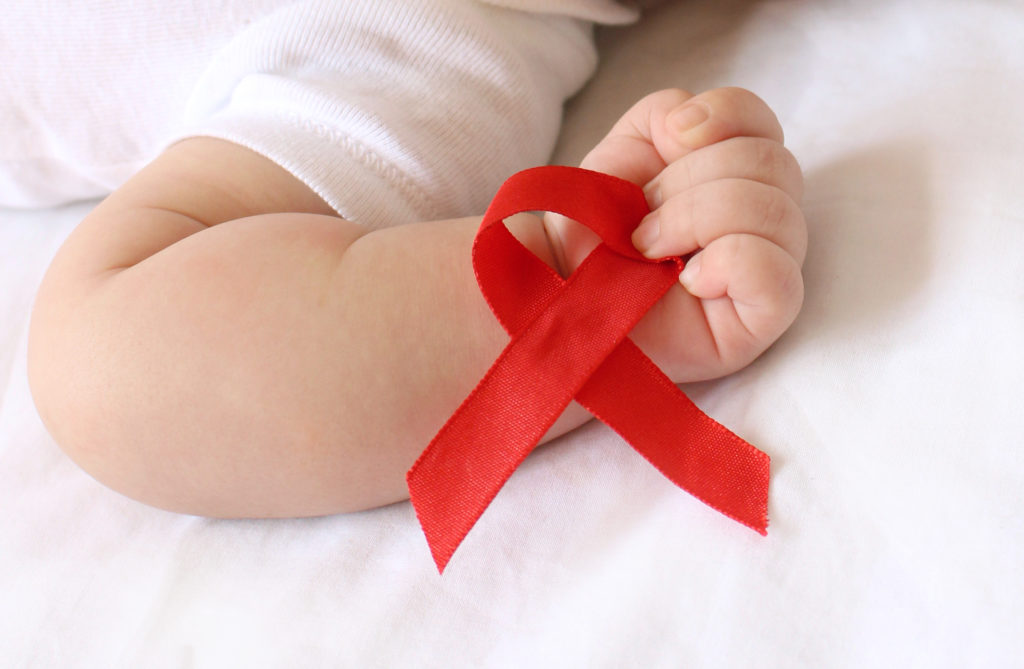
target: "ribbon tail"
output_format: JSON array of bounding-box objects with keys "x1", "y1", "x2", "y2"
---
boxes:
[
  {"x1": 408, "y1": 418, "x2": 537, "y2": 573},
  {"x1": 577, "y1": 339, "x2": 770, "y2": 534}
]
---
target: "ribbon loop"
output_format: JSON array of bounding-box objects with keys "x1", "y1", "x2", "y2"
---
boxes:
[{"x1": 407, "y1": 166, "x2": 769, "y2": 573}]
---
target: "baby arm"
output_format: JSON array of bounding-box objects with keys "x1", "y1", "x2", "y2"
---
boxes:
[
  {"x1": 28, "y1": 137, "x2": 575, "y2": 517},
  {"x1": 27, "y1": 88, "x2": 804, "y2": 519}
]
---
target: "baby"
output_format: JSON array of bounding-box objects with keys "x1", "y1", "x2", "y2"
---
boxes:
[{"x1": 21, "y1": 1, "x2": 806, "y2": 518}]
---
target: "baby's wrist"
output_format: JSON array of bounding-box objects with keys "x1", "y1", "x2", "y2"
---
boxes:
[
  {"x1": 503, "y1": 212, "x2": 562, "y2": 275},
  {"x1": 541, "y1": 212, "x2": 603, "y2": 278}
]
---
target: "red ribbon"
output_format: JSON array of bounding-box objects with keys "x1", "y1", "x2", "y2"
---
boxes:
[{"x1": 407, "y1": 166, "x2": 769, "y2": 573}]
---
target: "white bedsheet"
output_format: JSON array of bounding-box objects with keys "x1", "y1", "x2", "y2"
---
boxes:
[{"x1": 2, "y1": 1, "x2": 1022, "y2": 666}]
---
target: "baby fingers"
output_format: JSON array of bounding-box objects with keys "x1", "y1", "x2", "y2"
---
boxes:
[
  {"x1": 665, "y1": 86, "x2": 785, "y2": 154},
  {"x1": 681, "y1": 233, "x2": 804, "y2": 357},
  {"x1": 632, "y1": 177, "x2": 807, "y2": 265},
  {"x1": 645, "y1": 136, "x2": 803, "y2": 207}
]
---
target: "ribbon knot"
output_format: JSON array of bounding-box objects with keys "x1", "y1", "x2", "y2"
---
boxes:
[{"x1": 407, "y1": 166, "x2": 769, "y2": 573}]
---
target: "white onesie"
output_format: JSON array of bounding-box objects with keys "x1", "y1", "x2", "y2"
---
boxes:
[{"x1": 0, "y1": 0, "x2": 637, "y2": 227}]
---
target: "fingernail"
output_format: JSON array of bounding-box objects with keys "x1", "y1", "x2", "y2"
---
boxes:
[
  {"x1": 644, "y1": 181, "x2": 663, "y2": 209},
  {"x1": 679, "y1": 253, "x2": 702, "y2": 290},
  {"x1": 632, "y1": 213, "x2": 660, "y2": 255},
  {"x1": 668, "y1": 103, "x2": 709, "y2": 142}
]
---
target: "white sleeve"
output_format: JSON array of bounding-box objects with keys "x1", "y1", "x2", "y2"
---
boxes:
[{"x1": 172, "y1": 0, "x2": 602, "y2": 229}]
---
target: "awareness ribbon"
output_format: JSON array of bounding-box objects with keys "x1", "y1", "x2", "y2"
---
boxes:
[{"x1": 407, "y1": 166, "x2": 769, "y2": 573}]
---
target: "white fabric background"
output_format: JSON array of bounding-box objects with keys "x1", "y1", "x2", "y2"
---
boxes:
[{"x1": 2, "y1": 0, "x2": 1022, "y2": 666}]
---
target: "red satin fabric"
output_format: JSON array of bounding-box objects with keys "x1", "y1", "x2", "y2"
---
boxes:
[{"x1": 407, "y1": 166, "x2": 769, "y2": 573}]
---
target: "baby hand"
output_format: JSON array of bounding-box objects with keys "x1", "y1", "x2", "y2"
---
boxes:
[{"x1": 544, "y1": 88, "x2": 806, "y2": 382}]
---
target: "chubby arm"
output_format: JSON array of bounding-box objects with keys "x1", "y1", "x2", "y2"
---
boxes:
[
  {"x1": 29, "y1": 87, "x2": 805, "y2": 519},
  {"x1": 28, "y1": 137, "x2": 581, "y2": 517}
]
